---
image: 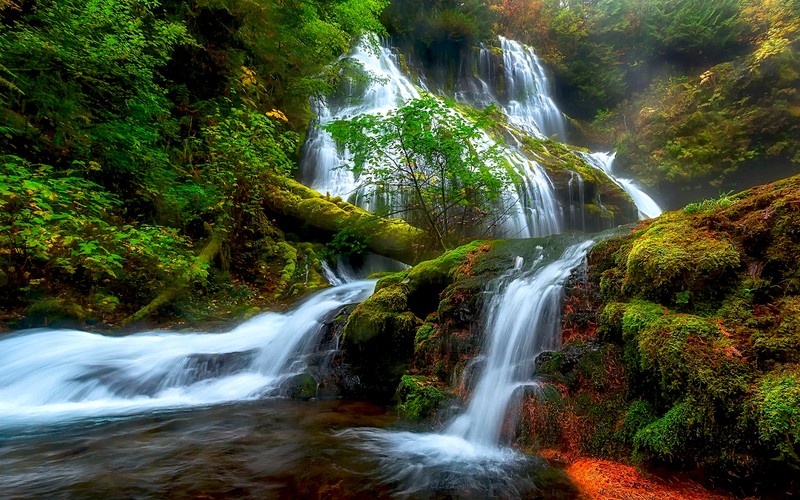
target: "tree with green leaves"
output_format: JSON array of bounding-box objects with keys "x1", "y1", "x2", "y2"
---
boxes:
[{"x1": 326, "y1": 96, "x2": 511, "y2": 250}]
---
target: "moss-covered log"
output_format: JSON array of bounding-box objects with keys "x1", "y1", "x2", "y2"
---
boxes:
[{"x1": 264, "y1": 178, "x2": 434, "y2": 265}]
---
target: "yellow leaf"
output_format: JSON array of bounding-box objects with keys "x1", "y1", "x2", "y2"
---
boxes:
[{"x1": 266, "y1": 109, "x2": 288, "y2": 122}]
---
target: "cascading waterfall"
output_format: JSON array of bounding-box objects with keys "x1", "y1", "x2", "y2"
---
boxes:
[
  {"x1": 0, "y1": 281, "x2": 375, "y2": 426},
  {"x1": 446, "y1": 240, "x2": 594, "y2": 445},
  {"x1": 581, "y1": 151, "x2": 663, "y2": 219},
  {"x1": 568, "y1": 170, "x2": 586, "y2": 231},
  {"x1": 300, "y1": 36, "x2": 564, "y2": 239},
  {"x1": 498, "y1": 37, "x2": 568, "y2": 141},
  {"x1": 340, "y1": 239, "x2": 594, "y2": 494}
]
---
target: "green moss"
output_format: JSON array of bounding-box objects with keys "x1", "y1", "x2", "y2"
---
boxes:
[
  {"x1": 751, "y1": 296, "x2": 800, "y2": 363},
  {"x1": 617, "y1": 400, "x2": 658, "y2": 444},
  {"x1": 396, "y1": 375, "x2": 446, "y2": 421},
  {"x1": 751, "y1": 373, "x2": 800, "y2": 464},
  {"x1": 369, "y1": 285, "x2": 410, "y2": 313},
  {"x1": 623, "y1": 217, "x2": 740, "y2": 305},
  {"x1": 25, "y1": 298, "x2": 86, "y2": 327},
  {"x1": 598, "y1": 302, "x2": 627, "y2": 342},
  {"x1": 633, "y1": 402, "x2": 695, "y2": 463}
]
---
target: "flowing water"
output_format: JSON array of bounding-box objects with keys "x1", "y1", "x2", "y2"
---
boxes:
[
  {"x1": 300, "y1": 35, "x2": 421, "y2": 200},
  {"x1": 300, "y1": 36, "x2": 564, "y2": 239},
  {"x1": 581, "y1": 151, "x2": 663, "y2": 219},
  {"x1": 0, "y1": 281, "x2": 375, "y2": 426},
  {"x1": 498, "y1": 37, "x2": 567, "y2": 141},
  {"x1": 342, "y1": 239, "x2": 593, "y2": 497}
]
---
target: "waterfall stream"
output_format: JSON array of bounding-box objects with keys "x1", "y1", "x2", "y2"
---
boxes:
[
  {"x1": 498, "y1": 37, "x2": 567, "y2": 141},
  {"x1": 340, "y1": 239, "x2": 594, "y2": 495},
  {"x1": 300, "y1": 36, "x2": 565, "y2": 239},
  {"x1": 581, "y1": 151, "x2": 663, "y2": 219},
  {"x1": 0, "y1": 281, "x2": 375, "y2": 427}
]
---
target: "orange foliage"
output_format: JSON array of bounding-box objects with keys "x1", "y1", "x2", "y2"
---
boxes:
[{"x1": 561, "y1": 458, "x2": 734, "y2": 500}]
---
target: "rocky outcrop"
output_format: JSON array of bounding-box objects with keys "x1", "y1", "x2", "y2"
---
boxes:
[{"x1": 526, "y1": 174, "x2": 800, "y2": 496}]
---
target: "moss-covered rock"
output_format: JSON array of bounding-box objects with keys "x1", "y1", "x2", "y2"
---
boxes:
[
  {"x1": 24, "y1": 298, "x2": 86, "y2": 328},
  {"x1": 519, "y1": 137, "x2": 639, "y2": 230},
  {"x1": 540, "y1": 174, "x2": 800, "y2": 495},
  {"x1": 395, "y1": 374, "x2": 446, "y2": 421},
  {"x1": 623, "y1": 216, "x2": 740, "y2": 305},
  {"x1": 263, "y1": 177, "x2": 434, "y2": 265}
]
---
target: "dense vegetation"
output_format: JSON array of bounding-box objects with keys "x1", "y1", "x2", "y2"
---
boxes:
[
  {"x1": 352, "y1": 176, "x2": 800, "y2": 495},
  {"x1": 0, "y1": 0, "x2": 386, "y2": 325}
]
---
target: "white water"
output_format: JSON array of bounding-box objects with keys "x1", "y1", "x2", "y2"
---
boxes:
[
  {"x1": 581, "y1": 151, "x2": 663, "y2": 219},
  {"x1": 0, "y1": 281, "x2": 375, "y2": 426},
  {"x1": 499, "y1": 37, "x2": 567, "y2": 141},
  {"x1": 300, "y1": 35, "x2": 421, "y2": 199},
  {"x1": 301, "y1": 36, "x2": 563, "y2": 239},
  {"x1": 343, "y1": 240, "x2": 593, "y2": 491}
]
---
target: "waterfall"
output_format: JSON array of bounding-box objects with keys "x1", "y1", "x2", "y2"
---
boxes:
[
  {"x1": 446, "y1": 240, "x2": 594, "y2": 445},
  {"x1": 300, "y1": 35, "x2": 564, "y2": 240},
  {"x1": 339, "y1": 239, "x2": 594, "y2": 494},
  {"x1": 568, "y1": 170, "x2": 586, "y2": 231},
  {"x1": 581, "y1": 152, "x2": 663, "y2": 219},
  {"x1": 0, "y1": 281, "x2": 375, "y2": 426},
  {"x1": 300, "y1": 35, "x2": 421, "y2": 199},
  {"x1": 498, "y1": 37, "x2": 567, "y2": 141}
]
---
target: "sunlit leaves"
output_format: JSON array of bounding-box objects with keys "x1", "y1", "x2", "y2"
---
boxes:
[
  {"x1": 0, "y1": 156, "x2": 200, "y2": 289},
  {"x1": 325, "y1": 96, "x2": 510, "y2": 249}
]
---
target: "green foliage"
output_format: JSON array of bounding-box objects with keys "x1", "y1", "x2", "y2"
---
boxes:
[
  {"x1": 320, "y1": 223, "x2": 372, "y2": 262},
  {"x1": 495, "y1": 0, "x2": 747, "y2": 117},
  {"x1": 325, "y1": 96, "x2": 511, "y2": 249},
  {"x1": 0, "y1": 156, "x2": 202, "y2": 299},
  {"x1": 383, "y1": 0, "x2": 494, "y2": 49},
  {"x1": 611, "y1": 1, "x2": 800, "y2": 196},
  {"x1": 195, "y1": 0, "x2": 387, "y2": 119},
  {"x1": 201, "y1": 105, "x2": 299, "y2": 241},
  {"x1": 618, "y1": 400, "x2": 657, "y2": 444},
  {"x1": 633, "y1": 401, "x2": 695, "y2": 462},
  {"x1": 0, "y1": 0, "x2": 191, "y2": 185},
  {"x1": 684, "y1": 191, "x2": 735, "y2": 214}
]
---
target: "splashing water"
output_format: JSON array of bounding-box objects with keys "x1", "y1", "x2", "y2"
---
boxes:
[
  {"x1": 300, "y1": 35, "x2": 564, "y2": 239},
  {"x1": 0, "y1": 281, "x2": 375, "y2": 426},
  {"x1": 300, "y1": 35, "x2": 421, "y2": 199},
  {"x1": 499, "y1": 37, "x2": 568, "y2": 141}
]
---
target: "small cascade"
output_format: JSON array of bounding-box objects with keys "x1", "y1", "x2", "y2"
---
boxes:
[
  {"x1": 581, "y1": 152, "x2": 663, "y2": 219},
  {"x1": 499, "y1": 37, "x2": 567, "y2": 141},
  {"x1": 0, "y1": 281, "x2": 375, "y2": 425},
  {"x1": 446, "y1": 239, "x2": 594, "y2": 445},
  {"x1": 340, "y1": 239, "x2": 594, "y2": 494},
  {"x1": 453, "y1": 45, "x2": 498, "y2": 108},
  {"x1": 568, "y1": 170, "x2": 586, "y2": 231},
  {"x1": 322, "y1": 254, "x2": 409, "y2": 286},
  {"x1": 501, "y1": 152, "x2": 562, "y2": 238}
]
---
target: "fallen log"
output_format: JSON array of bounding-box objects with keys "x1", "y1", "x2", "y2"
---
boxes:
[{"x1": 264, "y1": 178, "x2": 434, "y2": 265}]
